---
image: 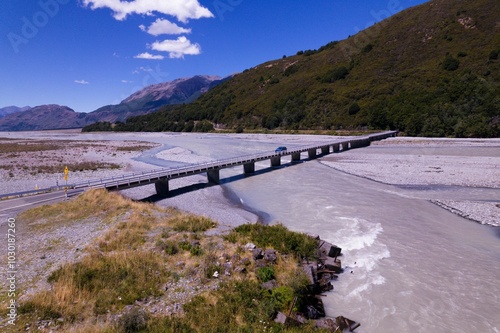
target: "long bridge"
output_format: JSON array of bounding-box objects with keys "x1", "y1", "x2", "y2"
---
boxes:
[{"x1": 1, "y1": 131, "x2": 397, "y2": 200}]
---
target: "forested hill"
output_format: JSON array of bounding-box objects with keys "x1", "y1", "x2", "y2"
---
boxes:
[{"x1": 84, "y1": 0, "x2": 500, "y2": 137}]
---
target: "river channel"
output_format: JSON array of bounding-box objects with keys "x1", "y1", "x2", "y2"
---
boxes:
[{"x1": 127, "y1": 132, "x2": 500, "y2": 333}]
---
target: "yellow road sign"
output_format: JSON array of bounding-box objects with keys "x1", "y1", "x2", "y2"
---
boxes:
[{"x1": 64, "y1": 166, "x2": 69, "y2": 181}]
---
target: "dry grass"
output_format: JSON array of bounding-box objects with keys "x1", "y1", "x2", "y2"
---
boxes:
[
  {"x1": 0, "y1": 141, "x2": 60, "y2": 153},
  {"x1": 8, "y1": 190, "x2": 325, "y2": 332},
  {"x1": 19, "y1": 189, "x2": 142, "y2": 227}
]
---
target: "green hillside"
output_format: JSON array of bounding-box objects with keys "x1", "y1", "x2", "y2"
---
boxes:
[{"x1": 85, "y1": 0, "x2": 500, "y2": 137}]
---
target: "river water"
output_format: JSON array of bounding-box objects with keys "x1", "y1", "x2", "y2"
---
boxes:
[{"x1": 123, "y1": 132, "x2": 500, "y2": 333}]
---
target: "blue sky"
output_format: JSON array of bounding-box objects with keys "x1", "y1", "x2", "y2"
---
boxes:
[{"x1": 1, "y1": 0, "x2": 427, "y2": 112}]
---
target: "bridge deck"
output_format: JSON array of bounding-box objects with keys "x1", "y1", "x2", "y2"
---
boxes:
[{"x1": 0, "y1": 131, "x2": 397, "y2": 199}]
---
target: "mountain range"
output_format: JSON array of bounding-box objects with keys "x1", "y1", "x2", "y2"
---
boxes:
[
  {"x1": 0, "y1": 75, "x2": 223, "y2": 131},
  {"x1": 97, "y1": 0, "x2": 499, "y2": 137},
  {"x1": 0, "y1": 106, "x2": 31, "y2": 118},
  {"x1": 2, "y1": 0, "x2": 499, "y2": 137}
]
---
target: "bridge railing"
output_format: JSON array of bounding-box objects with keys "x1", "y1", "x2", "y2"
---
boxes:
[{"x1": 0, "y1": 131, "x2": 398, "y2": 199}]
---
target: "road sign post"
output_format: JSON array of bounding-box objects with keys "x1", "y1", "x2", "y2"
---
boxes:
[{"x1": 64, "y1": 166, "x2": 69, "y2": 198}]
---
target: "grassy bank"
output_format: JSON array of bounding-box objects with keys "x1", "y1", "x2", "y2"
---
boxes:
[{"x1": 5, "y1": 189, "x2": 332, "y2": 332}]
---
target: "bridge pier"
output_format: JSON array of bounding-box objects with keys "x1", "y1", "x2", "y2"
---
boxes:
[
  {"x1": 291, "y1": 152, "x2": 301, "y2": 162},
  {"x1": 244, "y1": 162, "x2": 255, "y2": 174},
  {"x1": 333, "y1": 143, "x2": 340, "y2": 153},
  {"x1": 207, "y1": 169, "x2": 220, "y2": 184},
  {"x1": 321, "y1": 146, "x2": 330, "y2": 155},
  {"x1": 155, "y1": 179, "x2": 169, "y2": 197},
  {"x1": 341, "y1": 142, "x2": 349, "y2": 151},
  {"x1": 271, "y1": 156, "x2": 281, "y2": 167},
  {"x1": 350, "y1": 140, "x2": 360, "y2": 149},
  {"x1": 308, "y1": 149, "x2": 317, "y2": 159}
]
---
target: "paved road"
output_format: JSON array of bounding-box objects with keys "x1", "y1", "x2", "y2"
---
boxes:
[{"x1": 0, "y1": 188, "x2": 83, "y2": 219}]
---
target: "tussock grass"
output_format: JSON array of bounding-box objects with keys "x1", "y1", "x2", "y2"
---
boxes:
[
  {"x1": 168, "y1": 213, "x2": 218, "y2": 232},
  {"x1": 29, "y1": 161, "x2": 120, "y2": 174},
  {"x1": 226, "y1": 223, "x2": 318, "y2": 259},
  {"x1": 19, "y1": 250, "x2": 168, "y2": 320},
  {"x1": 19, "y1": 189, "x2": 147, "y2": 226},
  {"x1": 14, "y1": 190, "x2": 328, "y2": 332},
  {"x1": 0, "y1": 141, "x2": 60, "y2": 153}
]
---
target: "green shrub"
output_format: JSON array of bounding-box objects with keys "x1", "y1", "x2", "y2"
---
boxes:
[
  {"x1": 442, "y1": 55, "x2": 460, "y2": 71},
  {"x1": 319, "y1": 66, "x2": 349, "y2": 83},
  {"x1": 271, "y1": 286, "x2": 296, "y2": 312},
  {"x1": 116, "y1": 307, "x2": 149, "y2": 333},
  {"x1": 362, "y1": 43, "x2": 373, "y2": 53},
  {"x1": 348, "y1": 102, "x2": 361, "y2": 115},
  {"x1": 156, "y1": 240, "x2": 178, "y2": 255},
  {"x1": 170, "y1": 214, "x2": 217, "y2": 233},
  {"x1": 18, "y1": 301, "x2": 62, "y2": 320},
  {"x1": 190, "y1": 245, "x2": 204, "y2": 256},
  {"x1": 489, "y1": 49, "x2": 498, "y2": 60},
  {"x1": 231, "y1": 223, "x2": 318, "y2": 259},
  {"x1": 257, "y1": 266, "x2": 276, "y2": 282}
]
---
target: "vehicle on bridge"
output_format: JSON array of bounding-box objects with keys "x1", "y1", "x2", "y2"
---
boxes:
[{"x1": 275, "y1": 146, "x2": 287, "y2": 153}]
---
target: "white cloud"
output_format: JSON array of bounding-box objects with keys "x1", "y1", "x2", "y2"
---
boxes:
[
  {"x1": 134, "y1": 52, "x2": 165, "y2": 60},
  {"x1": 132, "y1": 66, "x2": 153, "y2": 74},
  {"x1": 140, "y1": 18, "x2": 191, "y2": 36},
  {"x1": 74, "y1": 80, "x2": 90, "y2": 84},
  {"x1": 82, "y1": 0, "x2": 214, "y2": 23},
  {"x1": 121, "y1": 80, "x2": 134, "y2": 83},
  {"x1": 151, "y1": 36, "x2": 201, "y2": 58}
]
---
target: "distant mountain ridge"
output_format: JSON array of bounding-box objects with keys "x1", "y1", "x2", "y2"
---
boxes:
[
  {"x1": 0, "y1": 75, "x2": 222, "y2": 131},
  {"x1": 0, "y1": 105, "x2": 86, "y2": 131},
  {"x1": 0, "y1": 106, "x2": 31, "y2": 118},
  {"x1": 106, "y1": 0, "x2": 499, "y2": 137}
]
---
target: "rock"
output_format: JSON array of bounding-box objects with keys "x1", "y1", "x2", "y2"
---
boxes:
[
  {"x1": 274, "y1": 312, "x2": 301, "y2": 327},
  {"x1": 245, "y1": 242, "x2": 256, "y2": 250},
  {"x1": 275, "y1": 311, "x2": 288, "y2": 325},
  {"x1": 315, "y1": 318, "x2": 339, "y2": 331},
  {"x1": 304, "y1": 296, "x2": 325, "y2": 319},
  {"x1": 263, "y1": 249, "x2": 277, "y2": 263},
  {"x1": 336, "y1": 316, "x2": 360, "y2": 331},
  {"x1": 318, "y1": 275, "x2": 334, "y2": 292},
  {"x1": 234, "y1": 266, "x2": 247, "y2": 274},
  {"x1": 322, "y1": 257, "x2": 342, "y2": 273},
  {"x1": 317, "y1": 240, "x2": 342, "y2": 258},
  {"x1": 306, "y1": 233, "x2": 320, "y2": 240},
  {"x1": 301, "y1": 262, "x2": 317, "y2": 285},
  {"x1": 252, "y1": 248, "x2": 263, "y2": 260},
  {"x1": 254, "y1": 259, "x2": 267, "y2": 268},
  {"x1": 239, "y1": 257, "x2": 251, "y2": 266},
  {"x1": 261, "y1": 279, "x2": 278, "y2": 290},
  {"x1": 224, "y1": 262, "x2": 232, "y2": 275}
]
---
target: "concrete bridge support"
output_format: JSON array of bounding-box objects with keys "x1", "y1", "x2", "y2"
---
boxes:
[
  {"x1": 207, "y1": 169, "x2": 220, "y2": 184},
  {"x1": 350, "y1": 140, "x2": 360, "y2": 149},
  {"x1": 308, "y1": 149, "x2": 317, "y2": 159},
  {"x1": 271, "y1": 156, "x2": 281, "y2": 167},
  {"x1": 291, "y1": 152, "x2": 301, "y2": 162},
  {"x1": 244, "y1": 162, "x2": 255, "y2": 174},
  {"x1": 359, "y1": 138, "x2": 370, "y2": 148},
  {"x1": 333, "y1": 143, "x2": 340, "y2": 153},
  {"x1": 341, "y1": 142, "x2": 350, "y2": 151},
  {"x1": 155, "y1": 179, "x2": 169, "y2": 197},
  {"x1": 321, "y1": 146, "x2": 330, "y2": 155}
]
